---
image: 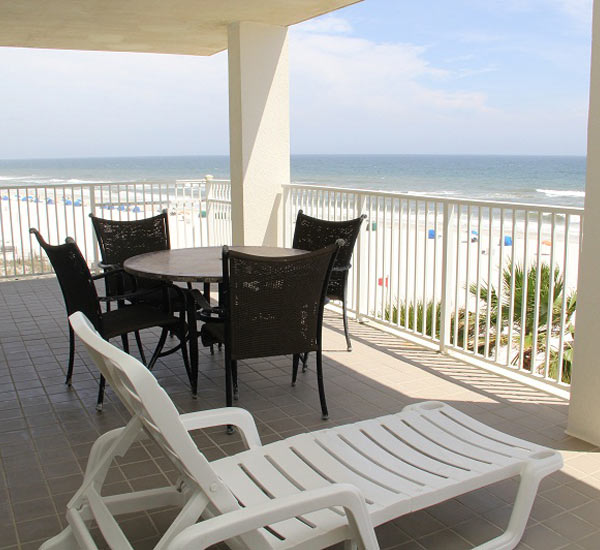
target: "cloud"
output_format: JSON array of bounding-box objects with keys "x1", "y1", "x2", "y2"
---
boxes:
[{"x1": 298, "y1": 16, "x2": 353, "y2": 34}]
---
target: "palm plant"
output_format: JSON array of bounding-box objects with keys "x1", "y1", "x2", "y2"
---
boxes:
[{"x1": 470, "y1": 262, "x2": 576, "y2": 382}]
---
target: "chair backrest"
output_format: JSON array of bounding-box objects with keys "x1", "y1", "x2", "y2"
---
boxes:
[
  {"x1": 222, "y1": 243, "x2": 341, "y2": 361},
  {"x1": 292, "y1": 210, "x2": 366, "y2": 300},
  {"x1": 90, "y1": 210, "x2": 170, "y2": 294},
  {"x1": 68, "y1": 311, "x2": 243, "y2": 517},
  {"x1": 30, "y1": 229, "x2": 103, "y2": 330}
]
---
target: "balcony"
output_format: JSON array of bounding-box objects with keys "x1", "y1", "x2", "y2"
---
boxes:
[{"x1": 0, "y1": 272, "x2": 598, "y2": 549}]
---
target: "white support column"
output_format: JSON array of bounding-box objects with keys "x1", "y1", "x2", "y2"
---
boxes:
[
  {"x1": 228, "y1": 21, "x2": 290, "y2": 246},
  {"x1": 567, "y1": 0, "x2": 600, "y2": 444}
]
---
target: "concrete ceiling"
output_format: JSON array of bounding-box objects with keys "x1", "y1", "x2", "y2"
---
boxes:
[{"x1": 0, "y1": 0, "x2": 362, "y2": 56}]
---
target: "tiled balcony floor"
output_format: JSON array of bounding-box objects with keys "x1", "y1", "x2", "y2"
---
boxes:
[{"x1": 1, "y1": 277, "x2": 599, "y2": 550}]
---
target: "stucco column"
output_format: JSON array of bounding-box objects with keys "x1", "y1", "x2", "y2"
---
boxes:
[
  {"x1": 567, "y1": 1, "x2": 600, "y2": 444},
  {"x1": 227, "y1": 21, "x2": 289, "y2": 246}
]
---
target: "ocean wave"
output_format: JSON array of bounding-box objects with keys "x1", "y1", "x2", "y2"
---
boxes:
[
  {"x1": 0, "y1": 175, "x2": 34, "y2": 181},
  {"x1": 536, "y1": 188, "x2": 585, "y2": 198}
]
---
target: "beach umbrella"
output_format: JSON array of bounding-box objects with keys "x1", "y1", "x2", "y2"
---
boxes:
[
  {"x1": 2, "y1": 196, "x2": 8, "y2": 201},
  {"x1": 132, "y1": 206, "x2": 141, "y2": 213},
  {"x1": 65, "y1": 199, "x2": 73, "y2": 205},
  {"x1": 47, "y1": 198, "x2": 54, "y2": 205},
  {"x1": 74, "y1": 199, "x2": 82, "y2": 207},
  {"x1": 21, "y1": 196, "x2": 28, "y2": 202},
  {"x1": 118, "y1": 205, "x2": 126, "y2": 211}
]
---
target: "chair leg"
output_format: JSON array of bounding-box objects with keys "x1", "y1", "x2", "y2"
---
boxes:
[
  {"x1": 342, "y1": 298, "x2": 352, "y2": 351},
  {"x1": 121, "y1": 333, "x2": 129, "y2": 354},
  {"x1": 134, "y1": 331, "x2": 147, "y2": 364},
  {"x1": 178, "y1": 323, "x2": 196, "y2": 397},
  {"x1": 292, "y1": 354, "x2": 300, "y2": 386},
  {"x1": 316, "y1": 350, "x2": 328, "y2": 420},
  {"x1": 301, "y1": 352, "x2": 309, "y2": 372},
  {"x1": 66, "y1": 324, "x2": 75, "y2": 386},
  {"x1": 147, "y1": 328, "x2": 169, "y2": 371},
  {"x1": 232, "y1": 360, "x2": 239, "y2": 400},
  {"x1": 96, "y1": 375, "x2": 106, "y2": 412}
]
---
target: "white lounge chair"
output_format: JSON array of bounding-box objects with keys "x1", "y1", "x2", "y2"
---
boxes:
[{"x1": 42, "y1": 311, "x2": 563, "y2": 550}]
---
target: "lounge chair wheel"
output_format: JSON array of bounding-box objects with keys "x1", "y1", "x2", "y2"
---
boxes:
[
  {"x1": 95, "y1": 403, "x2": 103, "y2": 412},
  {"x1": 226, "y1": 425, "x2": 235, "y2": 435},
  {"x1": 321, "y1": 413, "x2": 329, "y2": 420}
]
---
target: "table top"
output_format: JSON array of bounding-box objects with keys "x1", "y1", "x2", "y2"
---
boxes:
[{"x1": 123, "y1": 246, "x2": 307, "y2": 283}]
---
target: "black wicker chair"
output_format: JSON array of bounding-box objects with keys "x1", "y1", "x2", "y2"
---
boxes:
[
  {"x1": 30, "y1": 228, "x2": 190, "y2": 409},
  {"x1": 89, "y1": 210, "x2": 170, "y2": 306},
  {"x1": 292, "y1": 210, "x2": 366, "y2": 352},
  {"x1": 201, "y1": 242, "x2": 341, "y2": 420}
]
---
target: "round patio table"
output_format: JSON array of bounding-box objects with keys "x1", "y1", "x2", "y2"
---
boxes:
[
  {"x1": 123, "y1": 246, "x2": 307, "y2": 396},
  {"x1": 123, "y1": 246, "x2": 306, "y2": 283}
]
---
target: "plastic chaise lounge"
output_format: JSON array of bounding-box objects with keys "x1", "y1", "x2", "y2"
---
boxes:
[{"x1": 42, "y1": 311, "x2": 563, "y2": 550}]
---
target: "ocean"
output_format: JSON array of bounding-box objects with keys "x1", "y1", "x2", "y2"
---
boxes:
[{"x1": 0, "y1": 154, "x2": 586, "y2": 208}]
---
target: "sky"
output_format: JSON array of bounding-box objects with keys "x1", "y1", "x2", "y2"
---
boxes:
[{"x1": 0, "y1": 0, "x2": 593, "y2": 159}]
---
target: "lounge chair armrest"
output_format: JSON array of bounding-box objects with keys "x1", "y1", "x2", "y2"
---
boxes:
[
  {"x1": 168, "y1": 484, "x2": 379, "y2": 550},
  {"x1": 179, "y1": 408, "x2": 261, "y2": 449},
  {"x1": 332, "y1": 263, "x2": 351, "y2": 272}
]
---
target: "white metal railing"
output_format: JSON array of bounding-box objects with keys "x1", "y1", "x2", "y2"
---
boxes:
[
  {"x1": 0, "y1": 176, "x2": 232, "y2": 278},
  {"x1": 1, "y1": 175, "x2": 581, "y2": 388},
  {"x1": 283, "y1": 184, "x2": 582, "y2": 389}
]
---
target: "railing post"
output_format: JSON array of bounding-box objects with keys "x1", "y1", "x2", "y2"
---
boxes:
[
  {"x1": 88, "y1": 184, "x2": 100, "y2": 270},
  {"x1": 205, "y1": 174, "x2": 214, "y2": 246},
  {"x1": 439, "y1": 202, "x2": 455, "y2": 352},
  {"x1": 355, "y1": 193, "x2": 368, "y2": 322}
]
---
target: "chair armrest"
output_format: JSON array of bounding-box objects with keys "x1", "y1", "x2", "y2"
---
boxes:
[
  {"x1": 179, "y1": 408, "x2": 261, "y2": 449},
  {"x1": 332, "y1": 264, "x2": 351, "y2": 272},
  {"x1": 98, "y1": 261, "x2": 120, "y2": 271},
  {"x1": 167, "y1": 484, "x2": 379, "y2": 550}
]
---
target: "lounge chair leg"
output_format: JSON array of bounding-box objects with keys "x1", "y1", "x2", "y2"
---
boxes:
[
  {"x1": 316, "y1": 350, "x2": 328, "y2": 420},
  {"x1": 342, "y1": 298, "x2": 352, "y2": 351},
  {"x1": 39, "y1": 526, "x2": 79, "y2": 550},
  {"x1": 292, "y1": 354, "x2": 300, "y2": 386},
  {"x1": 66, "y1": 324, "x2": 75, "y2": 386},
  {"x1": 134, "y1": 331, "x2": 146, "y2": 364},
  {"x1": 474, "y1": 464, "x2": 543, "y2": 550},
  {"x1": 302, "y1": 352, "x2": 309, "y2": 372}
]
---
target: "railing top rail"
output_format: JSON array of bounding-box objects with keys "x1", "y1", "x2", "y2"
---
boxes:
[
  {"x1": 0, "y1": 180, "x2": 208, "y2": 191},
  {"x1": 283, "y1": 183, "x2": 584, "y2": 216}
]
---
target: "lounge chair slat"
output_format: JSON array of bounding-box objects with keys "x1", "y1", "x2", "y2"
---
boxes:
[
  {"x1": 333, "y1": 424, "x2": 451, "y2": 489},
  {"x1": 349, "y1": 422, "x2": 473, "y2": 481},
  {"x1": 288, "y1": 438, "x2": 403, "y2": 506},
  {"x1": 380, "y1": 415, "x2": 496, "y2": 472},
  {"x1": 432, "y1": 405, "x2": 544, "y2": 452},
  {"x1": 214, "y1": 462, "x2": 316, "y2": 542},
  {"x1": 313, "y1": 431, "x2": 426, "y2": 496},
  {"x1": 422, "y1": 409, "x2": 533, "y2": 459}
]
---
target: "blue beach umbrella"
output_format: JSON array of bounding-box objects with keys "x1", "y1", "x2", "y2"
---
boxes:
[
  {"x1": 21, "y1": 196, "x2": 28, "y2": 202},
  {"x1": 132, "y1": 206, "x2": 141, "y2": 213},
  {"x1": 118, "y1": 204, "x2": 126, "y2": 211},
  {"x1": 74, "y1": 199, "x2": 82, "y2": 207},
  {"x1": 47, "y1": 198, "x2": 54, "y2": 205},
  {"x1": 2, "y1": 196, "x2": 8, "y2": 201},
  {"x1": 65, "y1": 199, "x2": 72, "y2": 205}
]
